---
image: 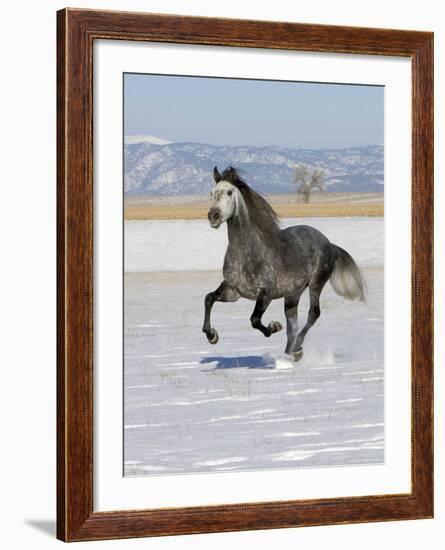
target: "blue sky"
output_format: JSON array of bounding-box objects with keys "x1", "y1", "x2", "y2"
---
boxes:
[{"x1": 124, "y1": 73, "x2": 383, "y2": 149}]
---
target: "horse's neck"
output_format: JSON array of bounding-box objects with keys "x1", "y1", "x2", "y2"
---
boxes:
[{"x1": 226, "y1": 208, "x2": 265, "y2": 254}]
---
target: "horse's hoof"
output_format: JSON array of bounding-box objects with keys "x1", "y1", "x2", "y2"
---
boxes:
[
  {"x1": 291, "y1": 348, "x2": 303, "y2": 361},
  {"x1": 207, "y1": 328, "x2": 219, "y2": 345},
  {"x1": 268, "y1": 321, "x2": 283, "y2": 334}
]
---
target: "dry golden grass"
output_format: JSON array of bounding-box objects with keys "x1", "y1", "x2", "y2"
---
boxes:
[{"x1": 125, "y1": 195, "x2": 383, "y2": 220}]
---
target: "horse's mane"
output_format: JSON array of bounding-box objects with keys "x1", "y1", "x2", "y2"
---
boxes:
[{"x1": 220, "y1": 166, "x2": 280, "y2": 245}]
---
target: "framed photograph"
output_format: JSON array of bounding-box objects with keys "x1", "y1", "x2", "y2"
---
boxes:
[{"x1": 57, "y1": 8, "x2": 434, "y2": 542}]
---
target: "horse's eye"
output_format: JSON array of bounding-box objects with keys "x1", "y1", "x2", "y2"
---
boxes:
[{"x1": 227, "y1": 190, "x2": 233, "y2": 196}]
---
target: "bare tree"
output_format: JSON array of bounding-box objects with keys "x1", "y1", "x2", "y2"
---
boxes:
[{"x1": 294, "y1": 165, "x2": 326, "y2": 203}]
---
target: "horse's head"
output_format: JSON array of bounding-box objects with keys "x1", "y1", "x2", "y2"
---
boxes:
[{"x1": 208, "y1": 166, "x2": 238, "y2": 229}]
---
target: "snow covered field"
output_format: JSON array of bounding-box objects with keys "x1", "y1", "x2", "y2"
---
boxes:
[
  {"x1": 125, "y1": 217, "x2": 382, "y2": 272},
  {"x1": 124, "y1": 217, "x2": 384, "y2": 477}
]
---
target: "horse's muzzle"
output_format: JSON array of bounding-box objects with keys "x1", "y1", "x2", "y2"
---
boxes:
[{"x1": 208, "y1": 207, "x2": 222, "y2": 228}]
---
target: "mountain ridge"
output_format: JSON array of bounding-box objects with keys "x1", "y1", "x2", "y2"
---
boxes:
[{"x1": 124, "y1": 139, "x2": 383, "y2": 196}]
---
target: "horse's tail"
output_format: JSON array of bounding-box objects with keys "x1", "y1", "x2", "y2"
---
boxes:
[{"x1": 329, "y1": 244, "x2": 366, "y2": 301}]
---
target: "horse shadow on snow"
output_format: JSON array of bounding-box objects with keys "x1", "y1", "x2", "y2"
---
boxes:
[{"x1": 200, "y1": 355, "x2": 275, "y2": 370}]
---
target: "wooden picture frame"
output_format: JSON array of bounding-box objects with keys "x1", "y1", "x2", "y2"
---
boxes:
[{"x1": 57, "y1": 8, "x2": 434, "y2": 542}]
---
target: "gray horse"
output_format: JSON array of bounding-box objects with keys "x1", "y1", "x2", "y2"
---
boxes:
[{"x1": 202, "y1": 166, "x2": 365, "y2": 361}]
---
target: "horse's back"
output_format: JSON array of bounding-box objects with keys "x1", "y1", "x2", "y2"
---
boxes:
[{"x1": 280, "y1": 224, "x2": 332, "y2": 251}]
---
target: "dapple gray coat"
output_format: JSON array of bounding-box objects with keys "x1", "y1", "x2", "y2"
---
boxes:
[{"x1": 203, "y1": 167, "x2": 365, "y2": 360}]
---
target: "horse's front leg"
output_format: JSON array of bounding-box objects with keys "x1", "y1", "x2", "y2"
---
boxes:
[
  {"x1": 250, "y1": 288, "x2": 283, "y2": 337},
  {"x1": 202, "y1": 281, "x2": 240, "y2": 344}
]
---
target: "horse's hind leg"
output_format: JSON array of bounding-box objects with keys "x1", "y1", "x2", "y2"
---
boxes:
[
  {"x1": 202, "y1": 281, "x2": 240, "y2": 344},
  {"x1": 250, "y1": 289, "x2": 283, "y2": 337},
  {"x1": 284, "y1": 288, "x2": 305, "y2": 355},
  {"x1": 292, "y1": 283, "x2": 326, "y2": 359}
]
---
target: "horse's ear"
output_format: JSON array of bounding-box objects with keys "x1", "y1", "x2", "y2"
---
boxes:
[{"x1": 213, "y1": 166, "x2": 222, "y2": 183}]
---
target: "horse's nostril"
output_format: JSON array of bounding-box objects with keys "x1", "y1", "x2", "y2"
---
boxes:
[{"x1": 208, "y1": 208, "x2": 221, "y2": 223}]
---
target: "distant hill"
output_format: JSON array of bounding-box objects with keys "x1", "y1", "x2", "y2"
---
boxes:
[{"x1": 124, "y1": 138, "x2": 383, "y2": 196}]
